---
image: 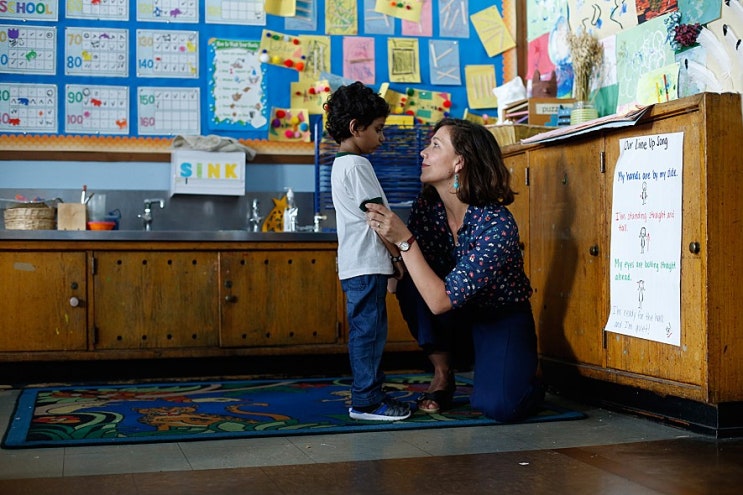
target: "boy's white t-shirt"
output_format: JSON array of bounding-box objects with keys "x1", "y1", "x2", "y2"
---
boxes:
[{"x1": 331, "y1": 153, "x2": 393, "y2": 280}]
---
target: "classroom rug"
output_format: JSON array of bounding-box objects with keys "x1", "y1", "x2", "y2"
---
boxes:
[{"x1": 2, "y1": 374, "x2": 585, "y2": 449}]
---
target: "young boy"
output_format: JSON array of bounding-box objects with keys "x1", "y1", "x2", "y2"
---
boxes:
[{"x1": 324, "y1": 81, "x2": 410, "y2": 421}]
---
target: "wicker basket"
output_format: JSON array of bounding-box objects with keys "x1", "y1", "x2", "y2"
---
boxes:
[
  {"x1": 486, "y1": 124, "x2": 552, "y2": 147},
  {"x1": 4, "y1": 203, "x2": 56, "y2": 230}
]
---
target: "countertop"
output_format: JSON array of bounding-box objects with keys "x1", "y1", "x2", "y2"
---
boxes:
[{"x1": 0, "y1": 230, "x2": 338, "y2": 242}]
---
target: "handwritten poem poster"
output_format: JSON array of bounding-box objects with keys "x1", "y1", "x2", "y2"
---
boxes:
[{"x1": 604, "y1": 132, "x2": 684, "y2": 346}]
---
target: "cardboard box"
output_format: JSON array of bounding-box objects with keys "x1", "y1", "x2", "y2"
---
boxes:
[
  {"x1": 504, "y1": 98, "x2": 576, "y2": 126},
  {"x1": 57, "y1": 203, "x2": 87, "y2": 231}
]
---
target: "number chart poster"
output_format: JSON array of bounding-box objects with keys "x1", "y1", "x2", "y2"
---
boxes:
[{"x1": 605, "y1": 132, "x2": 684, "y2": 347}]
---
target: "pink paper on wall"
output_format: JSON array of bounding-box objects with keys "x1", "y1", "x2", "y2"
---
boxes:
[
  {"x1": 526, "y1": 32, "x2": 555, "y2": 81},
  {"x1": 402, "y1": 0, "x2": 433, "y2": 37},
  {"x1": 343, "y1": 36, "x2": 376, "y2": 84}
]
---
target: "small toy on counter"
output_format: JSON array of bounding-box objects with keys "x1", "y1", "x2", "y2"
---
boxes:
[{"x1": 262, "y1": 194, "x2": 288, "y2": 232}]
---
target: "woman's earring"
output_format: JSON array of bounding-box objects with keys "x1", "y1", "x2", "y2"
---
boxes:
[{"x1": 453, "y1": 173, "x2": 460, "y2": 191}]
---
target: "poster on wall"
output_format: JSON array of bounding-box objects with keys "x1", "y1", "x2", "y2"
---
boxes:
[
  {"x1": 604, "y1": 131, "x2": 684, "y2": 346},
  {"x1": 207, "y1": 39, "x2": 268, "y2": 131}
]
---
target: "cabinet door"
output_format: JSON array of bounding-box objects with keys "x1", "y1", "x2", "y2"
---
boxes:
[
  {"x1": 93, "y1": 251, "x2": 220, "y2": 349},
  {"x1": 220, "y1": 250, "x2": 340, "y2": 347},
  {"x1": 528, "y1": 139, "x2": 607, "y2": 367},
  {"x1": 0, "y1": 252, "x2": 87, "y2": 351},
  {"x1": 602, "y1": 118, "x2": 705, "y2": 387},
  {"x1": 504, "y1": 149, "x2": 530, "y2": 275}
]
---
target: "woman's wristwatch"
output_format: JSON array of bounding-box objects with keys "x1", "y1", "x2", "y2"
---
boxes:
[{"x1": 396, "y1": 234, "x2": 416, "y2": 252}]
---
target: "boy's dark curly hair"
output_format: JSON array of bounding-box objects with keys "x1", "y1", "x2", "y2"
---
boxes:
[{"x1": 323, "y1": 81, "x2": 390, "y2": 144}]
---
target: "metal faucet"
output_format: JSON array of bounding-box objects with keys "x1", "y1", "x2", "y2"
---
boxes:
[
  {"x1": 313, "y1": 213, "x2": 327, "y2": 233},
  {"x1": 138, "y1": 198, "x2": 165, "y2": 231},
  {"x1": 247, "y1": 198, "x2": 263, "y2": 232}
]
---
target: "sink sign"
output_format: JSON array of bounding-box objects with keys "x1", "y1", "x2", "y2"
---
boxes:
[{"x1": 170, "y1": 150, "x2": 246, "y2": 196}]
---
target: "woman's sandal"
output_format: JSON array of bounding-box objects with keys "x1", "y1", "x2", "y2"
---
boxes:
[
  {"x1": 416, "y1": 389, "x2": 454, "y2": 414},
  {"x1": 416, "y1": 373, "x2": 456, "y2": 413}
]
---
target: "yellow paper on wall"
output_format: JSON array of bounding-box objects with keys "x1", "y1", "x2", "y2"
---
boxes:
[
  {"x1": 290, "y1": 80, "x2": 332, "y2": 114},
  {"x1": 388, "y1": 38, "x2": 421, "y2": 83},
  {"x1": 636, "y1": 63, "x2": 679, "y2": 105},
  {"x1": 259, "y1": 29, "x2": 306, "y2": 71},
  {"x1": 470, "y1": 5, "x2": 515, "y2": 57},
  {"x1": 298, "y1": 35, "x2": 332, "y2": 81},
  {"x1": 265, "y1": 0, "x2": 296, "y2": 17},
  {"x1": 326, "y1": 0, "x2": 358, "y2": 35},
  {"x1": 380, "y1": 82, "x2": 409, "y2": 115},
  {"x1": 465, "y1": 65, "x2": 498, "y2": 109}
]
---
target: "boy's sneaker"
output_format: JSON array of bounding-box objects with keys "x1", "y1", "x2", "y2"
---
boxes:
[{"x1": 348, "y1": 398, "x2": 411, "y2": 421}]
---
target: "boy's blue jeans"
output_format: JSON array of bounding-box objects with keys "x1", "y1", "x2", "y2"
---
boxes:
[{"x1": 341, "y1": 274, "x2": 388, "y2": 408}]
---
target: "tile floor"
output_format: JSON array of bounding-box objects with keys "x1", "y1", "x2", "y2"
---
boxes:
[{"x1": 0, "y1": 361, "x2": 742, "y2": 494}]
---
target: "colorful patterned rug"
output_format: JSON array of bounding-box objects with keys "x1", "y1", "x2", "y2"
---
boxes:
[{"x1": 2, "y1": 374, "x2": 585, "y2": 449}]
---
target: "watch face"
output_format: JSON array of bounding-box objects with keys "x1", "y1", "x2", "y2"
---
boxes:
[{"x1": 399, "y1": 241, "x2": 410, "y2": 252}]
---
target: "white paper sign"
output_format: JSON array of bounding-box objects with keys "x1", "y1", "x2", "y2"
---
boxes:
[
  {"x1": 171, "y1": 150, "x2": 246, "y2": 196},
  {"x1": 604, "y1": 132, "x2": 684, "y2": 346}
]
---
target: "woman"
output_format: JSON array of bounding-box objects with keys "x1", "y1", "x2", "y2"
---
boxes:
[{"x1": 364, "y1": 118, "x2": 544, "y2": 422}]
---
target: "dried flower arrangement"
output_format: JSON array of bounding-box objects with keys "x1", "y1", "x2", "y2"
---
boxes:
[
  {"x1": 664, "y1": 11, "x2": 702, "y2": 51},
  {"x1": 567, "y1": 30, "x2": 604, "y2": 102}
]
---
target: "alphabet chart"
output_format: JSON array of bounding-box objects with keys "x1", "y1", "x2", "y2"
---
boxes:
[
  {"x1": 137, "y1": 86, "x2": 200, "y2": 136},
  {"x1": 137, "y1": 0, "x2": 199, "y2": 23},
  {"x1": 66, "y1": 0, "x2": 129, "y2": 21},
  {"x1": 136, "y1": 30, "x2": 199, "y2": 78},
  {"x1": 65, "y1": 84, "x2": 129, "y2": 134},
  {"x1": 0, "y1": 83, "x2": 58, "y2": 133},
  {"x1": 205, "y1": 0, "x2": 266, "y2": 25},
  {"x1": 0, "y1": 25, "x2": 56, "y2": 75},
  {"x1": 65, "y1": 27, "x2": 128, "y2": 77}
]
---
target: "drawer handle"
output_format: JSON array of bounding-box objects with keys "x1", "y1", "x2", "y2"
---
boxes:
[
  {"x1": 224, "y1": 295, "x2": 238, "y2": 303},
  {"x1": 589, "y1": 245, "x2": 599, "y2": 256},
  {"x1": 69, "y1": 297, "x2": 80, "y2": 307},
  {"x1": 689, "y1": 241, "x2": 701, "y2": 254}
]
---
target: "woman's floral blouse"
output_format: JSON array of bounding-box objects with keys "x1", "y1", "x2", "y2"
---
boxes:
[{"x1": 407, "y1": 193, "x2": 532, "y2": 309}]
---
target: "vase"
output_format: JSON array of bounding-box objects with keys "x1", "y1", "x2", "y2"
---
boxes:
[{"x1": 570, "y1": 101, "x2": 598, "y2": 125}]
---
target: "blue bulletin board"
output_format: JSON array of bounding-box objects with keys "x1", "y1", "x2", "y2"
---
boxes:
[{"x1": 0, "y1": 0, "x2": 514, "y2": 148}]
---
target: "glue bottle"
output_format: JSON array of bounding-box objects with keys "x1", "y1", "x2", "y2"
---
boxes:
[{"x1": 283, "y1": 187, "x2": 298, "y2": 232}]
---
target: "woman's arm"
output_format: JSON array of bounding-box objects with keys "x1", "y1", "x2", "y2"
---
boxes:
[{"x1": 364, "y1": 202, "x2": 453, "y2": 314}]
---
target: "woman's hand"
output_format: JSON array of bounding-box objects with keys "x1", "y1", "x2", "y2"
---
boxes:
[{"x1": 364, "y1": 202, "x2": 410, "y2": 245}]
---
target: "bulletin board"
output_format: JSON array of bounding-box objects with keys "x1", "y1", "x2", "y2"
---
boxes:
[{"x1": 0, "y1": 0, "x2": 518, "y2": 154}]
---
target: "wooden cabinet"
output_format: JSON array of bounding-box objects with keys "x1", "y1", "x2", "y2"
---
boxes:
[
  {"x1": 0, "y1": 237, "x2": 416, "y2": 361},
  {"x1": 503, "y1": 93, "x2": 743, "y2": 432},
  {"x1": 0, "y1": 251, "x2": 87, "y2": 351},
  {"x1": 219, "y1": 249, "x2": 341, "y2": 347},
  {"x1": 601, "y1": 106, "x2": 708, "y2": 393},
  {"x1": 92, "y1": 251, "x2": 220, "y2": 350}
]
